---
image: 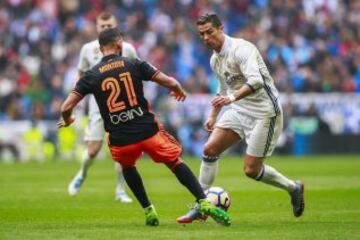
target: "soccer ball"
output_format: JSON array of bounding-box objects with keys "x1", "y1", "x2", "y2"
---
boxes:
[{"x1": 205, "y1": 186, "x2": 231, "y2": 211}]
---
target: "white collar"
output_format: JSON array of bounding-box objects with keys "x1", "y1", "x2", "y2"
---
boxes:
[{"x1": 215, "y1": 35, "x2": 231, "y2": 57}]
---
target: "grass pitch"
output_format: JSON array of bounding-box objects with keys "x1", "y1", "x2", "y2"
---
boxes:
[{"x1": 0, "y1": 155, "x2": 359, "y2": 240}]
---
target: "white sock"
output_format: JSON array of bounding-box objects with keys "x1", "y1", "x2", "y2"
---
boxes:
[
  {"x1": 115, "y1": 163, "x2": 126, "y2": 193},
  {"x1": 79, "y1": 151, "x2": 95, "y2": 178},
  {"x1": 257, "y1": 164, "x2": 296, "y2": 192},
  {"x1": 144, "y1": 204, "x2": 154, "y2": 211},
  {"x1": 199, "y1": 160, "x2": 218, "y2": 191}
]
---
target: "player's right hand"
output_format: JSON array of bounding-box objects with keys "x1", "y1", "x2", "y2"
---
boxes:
[
  {"x1": 57, "y1": 116, "x2": 75, "y2": 129},
  {"x1": 204, "y1": 117, "x2": 216, "y2": 132}
]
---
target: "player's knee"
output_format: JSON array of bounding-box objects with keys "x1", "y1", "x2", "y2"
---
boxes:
[
  {"x1": 165, "y1": 158, "x2": 183, "y2": 172},
  {"x1": 203, "y1": 143, "x2": 219, "y2": 157},
  {"x1": 88, "y1": 148, "x2": 99, "y2": 158},
  {"x1": 244, "y1": 165, "x2": 259, "y2": 179},
  {"x1": 88, "y1": 141, "x2": 102, "y2": 158},
  {"x1": 121, "y1": 164, "x2": 134, "y2": 171}
]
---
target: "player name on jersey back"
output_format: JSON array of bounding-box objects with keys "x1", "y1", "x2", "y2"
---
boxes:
[{"x1": 99, "y1": 60, "x2": 125, "y2": 73}]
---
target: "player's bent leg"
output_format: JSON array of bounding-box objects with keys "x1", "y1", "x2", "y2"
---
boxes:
[
  {"x1": 114, "y1": 163, "x2": 133, "y2": 203},
  {"x1": 68, "y1": 141, "x2": 102, "y2": 197},
  {"x1": 164, "y1": 160, "x2": 209, "y2": 223},
  {"x1": 177, "y1": 128, "x2": 239, "y2": 224},
  {"x1": 244, "y1": 155, "x2": 296, "y2": 192},
  {"x1": 199, "y1": 156, "x2": 219, "y2": 190},
  {"x1": 87, "y1": 140, "x2": 103, "y2": 158},
  {"x1": 201, "y1": 128, "x2": 240, "y2": 190},
  {"x1": 244, "y1": 154, "x2": 304, "y2": 217},
  {"x1": 169, "y1": 160, "x2": 231, "y2": 225},
  {"x1": 167, "y1": 160, "x2": 206, "y2": 201},
  {"x1": 243, "y1": 154, "x2": 264, "y2": 179},
  {"x1": 177, "y1": 155, "x2": 219, "y2": 224},
  {"x1": 122, "y1": 165, "x2": 157, "y2": 225},
  {"x1": 79, "y1": 141, "x2": 102, "y2": 179},
  {"x1": 68, "y1": 141, "x2": 100, "y2": 197}
]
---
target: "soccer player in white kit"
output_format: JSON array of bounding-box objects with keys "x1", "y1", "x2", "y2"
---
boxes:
[
  {"x1": 177, "y1": 13, "x2": 304, "y2": 223},
  {"x1": 68, "y1": 12, "x2": 136, "y2": 202}
]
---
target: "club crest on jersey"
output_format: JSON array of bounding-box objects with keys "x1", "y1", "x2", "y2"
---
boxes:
[{"x1": 109, "y1": 107, "x2": 144, "y2": 124}]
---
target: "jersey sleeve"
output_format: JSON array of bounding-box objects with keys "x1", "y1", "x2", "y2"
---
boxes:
[
  {"x1": 73, "y1": 71, "x2": 93, "y2": 97},
  {"x1": 235, "y1": 46, "x2": 264, "y2": 92},
  {"x1": 135, "y1": 58, "x2": 159, "y2": 81},
  {"x1": 77, "y1": 44, "x2": 90, "y2": 72}
]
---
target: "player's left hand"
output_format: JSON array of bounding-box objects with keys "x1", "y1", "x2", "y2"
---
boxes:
[
  {"x1": 170, "y1": 90, "x2": 187, "y2": 102},
  {"x1": 211, "y1": 96, "x2": 232, "y2": 107},
  {"x1": 57, "y1": 116, "x2": 75, "y2": 129}
]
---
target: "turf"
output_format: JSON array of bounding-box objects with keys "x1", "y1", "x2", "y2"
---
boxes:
[{"x1": 0, "y1": 155, "x2": 359, "y2": 240}]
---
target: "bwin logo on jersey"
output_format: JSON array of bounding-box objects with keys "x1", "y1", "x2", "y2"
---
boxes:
[{"x1": 109, "y1": 107, "x2": 144, "y2": 124}]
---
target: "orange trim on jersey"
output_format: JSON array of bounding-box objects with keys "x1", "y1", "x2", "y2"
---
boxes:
[
  {"x1": 71, "y1": 90, "x2": 84, "y2": 99},
  {"x1": 150, "y1": 71, "x2": 160, "y2": 80}
]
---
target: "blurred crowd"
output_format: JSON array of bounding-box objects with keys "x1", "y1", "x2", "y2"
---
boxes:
[
  {"x1": 1, "y1": 0, "x2": 360, "y2": 159},
  {"x1": 1, "y1": 0, "x2": 360, "y2": 121}
]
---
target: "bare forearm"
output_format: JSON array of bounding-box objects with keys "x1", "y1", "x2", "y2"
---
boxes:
[
  {"x1": 61, "y1": 100, "x2": 74, "y2": 122},
  {"x1": 152, "y1": 72, "x2": 186, "y2": 101},
  {"x1": 209, "y1": 105, "x2": 222, "y2": 119},
  {"x1": 60, "y1": 93, "x2": 82, "y2": 122},
  {"x1": 153, "y1": 72, "x2": 181, "y2": 90},
  {"x1": 231, "y1": 84, "x2": 254, "y2": 102}
]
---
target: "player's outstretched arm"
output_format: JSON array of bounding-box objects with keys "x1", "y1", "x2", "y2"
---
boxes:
[
  {"x1": 57, "y1": 92, "x2": 83, "y2": 128},
  {"x1": 152, "y1": 72, "x2": 187, "y2": 102}
]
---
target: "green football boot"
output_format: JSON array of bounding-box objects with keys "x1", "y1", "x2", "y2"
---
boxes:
[
  {"x1": 199, "y1": 199, "x2": 231, "y2": 227},
  {"x1": 144, "y1": 205, "x2": 159, "y2": 226}
]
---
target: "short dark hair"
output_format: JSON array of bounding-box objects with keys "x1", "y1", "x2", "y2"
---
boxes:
[
  {"x1": 196, "y1": 12, "x2": 222, "y2": 28},
  {"x1": 97, "y1": 11, "x2": 114, "y2": 22},
  {"x1": 98, "y1": 28, "x2": 122, "y2": 46}
]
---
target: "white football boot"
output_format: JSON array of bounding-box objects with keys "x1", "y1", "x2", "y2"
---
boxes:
[
  {"x1": 68, "y1": 171, "x2": 85, "y2": 196},
  {"x1": 115, "y1": 186, "x2": 133, "y2": 203}
]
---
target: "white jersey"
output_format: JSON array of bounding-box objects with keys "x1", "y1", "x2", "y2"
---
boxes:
[
  {"x1": 77, "y1": 39, "x2": 137, "y2": 72},
  {"x1": 210, "y1": 35, "x2": 281, "y2": 118},
  {"x1": 77, "y1": 39, "x2": 138, "y2": 116}
]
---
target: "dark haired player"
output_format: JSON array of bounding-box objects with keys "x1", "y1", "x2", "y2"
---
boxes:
[
  {"x1": 68, "y1": 12, "x2": 136, "y2": 202},
  {"x1": 58, "y1": 28, "x2": 231, "y2": 226},
  {"x1": 177, "y1": 12, "x2": 304, "y2": 223}
]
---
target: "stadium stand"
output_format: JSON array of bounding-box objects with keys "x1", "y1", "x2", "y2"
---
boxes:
[{"x1": 0, "y1": 0, "x2": 359, "y2": 159}]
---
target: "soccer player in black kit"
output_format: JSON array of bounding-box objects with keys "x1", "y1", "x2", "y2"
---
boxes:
[{"x1": 58, "y1": 28, "x2": 231, "y2": 227}]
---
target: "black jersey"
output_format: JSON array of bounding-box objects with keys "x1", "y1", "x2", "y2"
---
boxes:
[{"x1": 73, "y1": 54, "x2": 160, "y2": 146}]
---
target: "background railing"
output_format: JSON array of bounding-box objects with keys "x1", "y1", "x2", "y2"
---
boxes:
[{"x1": 1, "y1": 93, "x2": 359, "y2": 162}]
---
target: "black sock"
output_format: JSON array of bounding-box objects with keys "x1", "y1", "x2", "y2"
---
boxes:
[
  {"x1": 172, "y1": 163, "x2": 206, "y2": 201},
  {"x1": 122, "y1": 166, "x2": 151, "y2": 208}
]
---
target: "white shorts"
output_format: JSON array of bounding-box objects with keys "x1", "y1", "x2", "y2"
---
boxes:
[
  {"x1": 84, "y1": 95, "x2": 105, "y2": 142},
  {"x1": 215, "y1": 108, "x2": 283, "y2": 157}
]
